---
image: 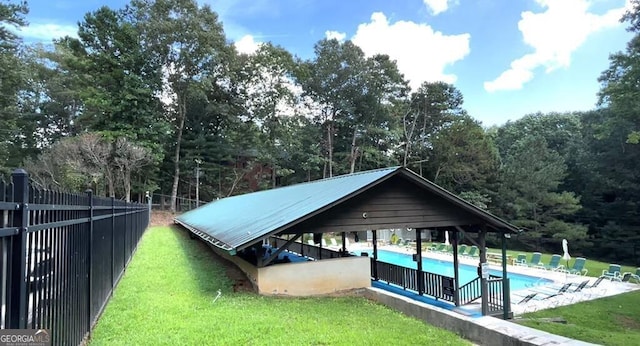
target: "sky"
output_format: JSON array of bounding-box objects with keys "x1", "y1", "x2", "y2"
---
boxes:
[{"x1": 19, "y1": 0, "x2": 634, "y2": 126}]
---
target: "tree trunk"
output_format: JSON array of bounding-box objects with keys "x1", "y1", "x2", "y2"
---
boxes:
[
  {"x1": 403, "y1": 110, "x2": 417, "y2": 166},
  {"x1": 349, "y1": 128, "x2": 358, "y2": 174},
  {"x1": 327, "y1": 121, "x2": 333, "y2": 177},
  {"x1": 170, "y1": 97, "x2": 187, "y2": 213},
  {"x1": 124, "y1": 169, "x2": 131, "y2": 202}
]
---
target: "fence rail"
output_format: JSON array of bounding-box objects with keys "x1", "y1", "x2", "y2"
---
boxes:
[
  {"x1": 271, "y1": 237, "x2": 344, "y2": 260},
  {"x1": 372, "y1": 259, "x2": 457, "y2": 303},
  {"x1": 1, "y1": 169, "x2": 149, "y2": 345},
  {"x1": 459, "y1": 277, "x2": 482, "y2": 305}
]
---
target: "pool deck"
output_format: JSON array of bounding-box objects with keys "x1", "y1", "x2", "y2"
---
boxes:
[{"x1": 352, "y1": 243, "x2": 638, "y2": 345}]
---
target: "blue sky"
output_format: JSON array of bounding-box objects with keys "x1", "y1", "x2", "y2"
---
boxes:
[{"x1": 20, "y1": 0, "x2": 633, "y2": 126}]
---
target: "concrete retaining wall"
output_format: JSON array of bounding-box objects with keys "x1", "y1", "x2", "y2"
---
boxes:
[
  {"x1": 208, "y1": 244, "x2": 370, "y2": 296},
  {"x1": 364, "y1": 287, "x2": 597, "y2": 346}
]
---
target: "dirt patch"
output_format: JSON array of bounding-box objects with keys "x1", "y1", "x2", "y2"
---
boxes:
[
  {"x1": 150, "y1": 210, "x2": 177, "y2": 227},
  {"x1": 205, "y1": 245, "x2": 255, "y2": 293},
  {"x1": 616, "y1": 315, "x2": 640, "y2": 330}
]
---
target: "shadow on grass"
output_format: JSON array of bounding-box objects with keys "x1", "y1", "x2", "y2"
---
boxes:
[{"x1": 166, "y1": 225, "x2": 236, "y2": 295}]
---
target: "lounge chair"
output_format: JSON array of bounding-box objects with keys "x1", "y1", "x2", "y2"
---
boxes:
[
  {"x1": 464, "y1": 245, "x2": 479, "y2": 258},
  {"x1": 621, "y1": 268, "x2": 640, "y2": 284},
  {"x1": 601, "y1": 264, "x2": 621, "y2": 281},
  {"x1": 531, "y1": 282, "x2": 573, "y2": 297},
  {"x1": 514, "y1": 292, "x2": 540, "y2": 314},
  {"x1": 583, "y1": 276, "x2": 606, "y2": 298},
  {"x1": 567, "y1": 280, "x2": 590, "y2": 293},
  {"x1": 565, "y1": 257, "x2": 588, "y2": 276},
  {"x1": 527, "y1": 252, "x2": 544, "y2": 269},
  {"x1": 430, "y1": 243, "x2": 446, "y2": 253},
  {"x1": 517, "y1": 292, "x2": 538, "y2": 304},
  {"x1": 618, "y1": 272, "x2": 634, "y2": 283},
  {"x1": 543, "y1": 254, "x2": 563, "y2": 271},
  {"x1": 458, "y1": 244, "x2": 467, "y2": 256},
  {"x1": 514, "y1": 254, "x2": 527, "y2": 266}
]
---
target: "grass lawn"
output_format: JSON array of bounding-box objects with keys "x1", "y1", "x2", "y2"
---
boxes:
[
  {"x1": 517, "y1": 290, "x2": 640, "y2": 345},
  {"x1": 89, "y1": 226, "x2": 472, "y2": 345}
]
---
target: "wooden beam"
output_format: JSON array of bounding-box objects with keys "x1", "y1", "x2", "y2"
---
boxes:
[
  {"x1": 372, "y1": 230, "x2": 378, "y2": 280},
  {"x1": 455, "y1": 225, "x2": 481, "y2": 248},
  {"x1": 452, "y1": 229, "x2": 460, "y2": 306},
  {"x1": 416, "y1": 229, "x2": 423, "y2": 295},
  {"x1": 262, "y1": 234, "x2": 302, "y2": 266}
]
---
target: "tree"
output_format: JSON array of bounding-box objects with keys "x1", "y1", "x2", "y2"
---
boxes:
[
  {"x1": 401, "y1": 81, "x2": 465, "y2": 175},
  {"x1": 129, "y1": 0, "x2": 232, "y2": 212},
  {"x1": 492, "y1": 124, "x2": 587, "y2": 246},
  {"x1": 0, "y1": 0, "x2": 28, "y2": 171},
  {"x1": 298, "y1": 39, "x2": 407, "y2": 177},
  {"x1": 239, "y1": 43, "x2": 299, "y2": 187},
  {"x1": 598, "y1": 0, "x2": 640, "y2": 143},
  {"x1": 426, "y1": 115, "x2": 498, "y2": 194},
  {"x1": 25, "y1": 132, "x2": 152, "y2": 200}
]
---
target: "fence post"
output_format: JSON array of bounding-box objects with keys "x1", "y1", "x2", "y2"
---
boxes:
[
  {"x1": 111, "y1": 197, "x2": 115, "y2": 290},
  {"x1": 86, "y1": 189, "x2": 93, "y2": 329},
  {"x1": 8, "y1": 169, "x2": 29, "y2": 329}
]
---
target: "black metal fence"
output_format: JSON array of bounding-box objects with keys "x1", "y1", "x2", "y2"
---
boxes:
[
  {"x1": 0, "y1": 169, "x2": 149, "y2": 345},
  {"x1": 371, "y1": 259, "x2": 462, "y2": 303},
  {"x1": 150, "y1": 193, "x2": 205, "y2": 212}
]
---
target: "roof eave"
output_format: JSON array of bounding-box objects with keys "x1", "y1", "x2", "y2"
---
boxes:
[{"x1": 174, "y1": 218, "x2": 237, "y2": 254}]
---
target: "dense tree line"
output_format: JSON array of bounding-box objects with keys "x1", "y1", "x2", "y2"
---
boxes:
[{"x1": 1, "y1": 0, "x2": 638, "y2": 264}]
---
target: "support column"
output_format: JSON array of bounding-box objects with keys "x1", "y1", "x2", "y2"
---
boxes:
[
  {"x1": 479, "y1": 226, "x2": 488, "y2": 316},
  {"x1": 416, "y1": 229, "x2": 423, "y2": 295},
  {"x1": 502, "y1": 232, "x2": 512, "y2": 319},
  {"x1": 341, "y1": 232, "x2": 346, "y2": 253},
  {"x1": 372, "y1": 230, "x2": 378, "y2": 280},
  {"x1": 452, "y1": 229, "x2": 460, "y2": 306}
]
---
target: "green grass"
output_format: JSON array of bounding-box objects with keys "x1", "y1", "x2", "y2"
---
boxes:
[
  {"x1": 89, "y1": 226, "x2": 471, "y2": 346},
  {"x1": 517, "y1": 290, "x2": 640, "y2": 345}
]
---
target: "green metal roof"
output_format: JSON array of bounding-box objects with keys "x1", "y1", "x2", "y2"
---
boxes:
[
  {"x1": 175, "y1": 167, "x2": 401, "y2": 252},
  {"x1": 175, "y1": 166, "x2": 519, "y2": 253}
]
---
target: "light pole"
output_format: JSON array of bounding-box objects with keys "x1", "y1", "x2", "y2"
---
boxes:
[{"x1": 195, "y1": 159, "x2": 202, "y2": 208}]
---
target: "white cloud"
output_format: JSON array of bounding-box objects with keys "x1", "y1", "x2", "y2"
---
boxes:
[
  {"x1": 234, "y1": 34, "x2": 262, "y2": 55},
  {"x1": 351, "y1": 12, "x2": 470, "y2": 89},
  {"x1": 484, "y1": 0, "x2": 629, "y2": 92},
  {"x1": 423, "y1": 0, "x2": 454, "y2": 15},
  {"x1": 15, "y1": 22, "x2": 77, "y2": 41},
  {"x1": 325, "y1": 30, "x2": 346, "y2": 42}
]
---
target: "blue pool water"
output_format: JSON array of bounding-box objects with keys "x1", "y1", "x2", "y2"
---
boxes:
[{"x1": 361, "y1": 249, "x2": 550, "y2": 291}]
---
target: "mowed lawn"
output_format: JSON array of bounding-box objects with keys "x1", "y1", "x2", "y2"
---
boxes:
[
  {"x1": 518, "y1": 290, "x2": 640, "y2": 346},
  {"x1": 89, "y1": 226, "x2": 471, "y2": 345}
]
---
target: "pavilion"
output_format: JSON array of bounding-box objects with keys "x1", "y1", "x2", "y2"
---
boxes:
[{"x1": 174, "y1": 166, "x2": 520, "y2": 319}]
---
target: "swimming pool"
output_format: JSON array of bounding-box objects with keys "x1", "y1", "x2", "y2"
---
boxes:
[{"x1": 361, "y1": 249, "x2": 551, "y2": 291}]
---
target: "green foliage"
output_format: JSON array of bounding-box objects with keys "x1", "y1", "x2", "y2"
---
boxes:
[
  {"x1": 0, "y1": 0, "x2": 28, "y2": 171},
  {"x1": 298, "y1": 38, "x2": 408, "y2": 177},
  {"x1": 491, "y1": 116, "x2": 587, "y2": 244},
  {"x1": 598, "y1": 0, "x2": 640, "y2": 143}
]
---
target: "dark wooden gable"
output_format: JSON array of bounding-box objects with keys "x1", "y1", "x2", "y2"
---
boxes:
[{"x1": 293, "y1": 175, "x2": 483, "y2": 233}]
